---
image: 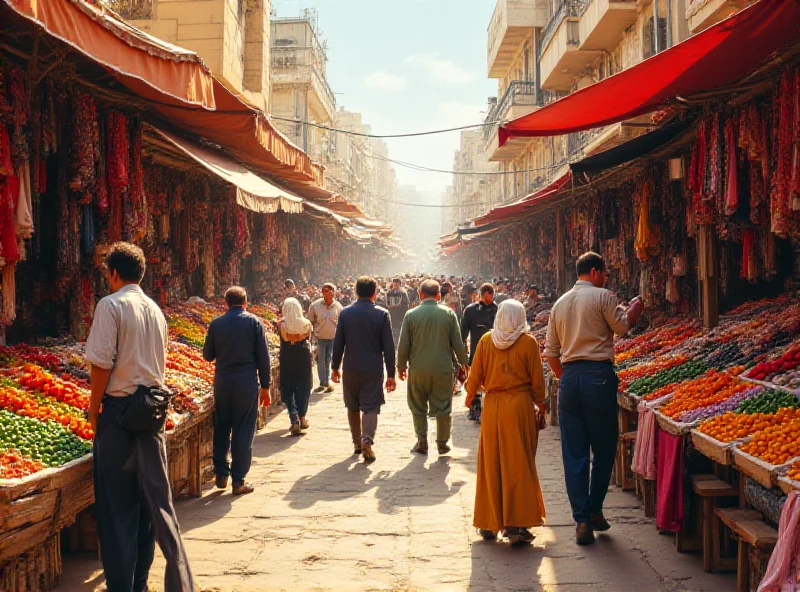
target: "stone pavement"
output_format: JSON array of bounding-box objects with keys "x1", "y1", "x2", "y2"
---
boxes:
[{"x1": 59, "y1": 380, "x2": 735, "y2": 591}]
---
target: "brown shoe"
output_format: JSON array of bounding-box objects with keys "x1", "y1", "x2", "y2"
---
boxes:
[
  {"x1": 437, "y1": 441, "x2": 451, "y2": 455},
  {"x1": 324, "y1": 384, "x2": 334, "y2": 393},
  {"x1": 590, "y1": 512, "x2": 611, "y2": 532},
  {"x1": 300, "y1": 417, "x2": 310, "y2": 430},
  {"x1": 290, "y1": 423, "x2": 302, "y2": 436},
  {"x1": 412, "y1": 439, "x2": 429, "y2": 454},
  {"x1": 362, "y1": 443, "x2": 376, "y2": 463},
  {"x1": 504, "y1": 527, "x2": 535, "y2": 546},
  {"x1": 353, "y1": 444, "x2": 362, "y2": 455},
  {"x1": 576, "y1": 522, "x2": 595, "y2": 545},
  {"x1": 232, "y1": 482, "x2": 255, "y2": 496},
  {"x1": 215, "y1": 475, "x2": 228, "y2": 490}
]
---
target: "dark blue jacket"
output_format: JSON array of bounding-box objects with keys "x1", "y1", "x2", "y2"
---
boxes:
[
  {"x1": 203, "y1": 307, "x2": 271, "y2": 387},
  {"x1": 332, "y1": 299, "x2": 395, "y2": 378}
]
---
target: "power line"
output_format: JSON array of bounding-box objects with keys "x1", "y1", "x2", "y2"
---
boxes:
[
  {"x1": 374, "y1": 197, "x2": 492, "y2": 208},
  {"x1": 270, "y1": 115, "x2": 504, "y2": 138},
  {"x1": 367, "y1": 151, "x2": 570, "y2": 176}
]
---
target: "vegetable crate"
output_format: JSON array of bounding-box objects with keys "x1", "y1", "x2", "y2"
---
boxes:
[
  {"x1": 0, "y1": 456, "x2": 93, "y2": 591},
  {"x1": 167, "y1": 406, "x2": 214, "y2": 500}
]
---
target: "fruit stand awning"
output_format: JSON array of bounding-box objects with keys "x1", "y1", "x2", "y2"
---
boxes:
[
  {"x1": 2, "y1": 0, "x2": 325, "y2": 188},
  {"x1": 499, "y1": 0, "x2": 800, "y2": 144},
  {"x1": 154, "y1": 129, "x2": 304, "y2": 214}
]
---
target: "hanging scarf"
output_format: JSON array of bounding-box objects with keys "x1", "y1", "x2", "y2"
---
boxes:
[{"x1": 491, "y1": 300, "x2": 527, "y2": 350}]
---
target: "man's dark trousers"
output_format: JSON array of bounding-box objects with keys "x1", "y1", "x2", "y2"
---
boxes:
[
  {"x1": 213, "y1": 371, "x2": 259, "y2": 483},
  {"x1": 93, "y1": 396, "x2": 194, "y2": 592},
  {"x1": 557, "y1": 360, "x2": 619, "y2": 524}
]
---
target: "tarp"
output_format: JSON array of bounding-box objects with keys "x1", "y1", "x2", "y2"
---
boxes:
[
  {"x1": 499, "y1": 0, "x2": 800, "y2": 144},
  {"x1": 154, "y1": 129, "x2": 304, "y2": 214},
  {"x1": 570, "y1": 117, "x2": 695, "y2": 178},
  {"x1": 2, "y1": 0, "x2": 325, "y2": 188},
  {"x1": 472, "y1": 172, "x2": 571, "y2": 227}
]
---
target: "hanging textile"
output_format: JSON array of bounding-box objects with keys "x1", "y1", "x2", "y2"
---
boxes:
[
  {"x1": 656, "y1": 429, "x2": 684, "y2": 532},
  {"x1": 757, "y1": 490, "x2": 800, "y2": 592}
]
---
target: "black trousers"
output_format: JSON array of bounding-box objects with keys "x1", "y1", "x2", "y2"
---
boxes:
[
  {"x1": 213, "y1": 372, "x2": 259, "y2": 483},
  {"x1": 93, "y1": 396, "x2": 195, "y2": 592}
]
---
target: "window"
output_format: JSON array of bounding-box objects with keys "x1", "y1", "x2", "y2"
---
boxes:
[{"x1": 643, "y1": 16, "x2": 667, "y2": 60}]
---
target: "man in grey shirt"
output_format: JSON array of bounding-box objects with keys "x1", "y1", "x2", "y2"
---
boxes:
[
  {"x1": 86, "y1": 242, "x2": 194, "y2": 592},
  {"x1": 307, "y1": 282, "x2": 343, "y2": 393}
]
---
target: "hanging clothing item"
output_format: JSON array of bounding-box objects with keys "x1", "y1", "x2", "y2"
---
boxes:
[
  {"x1": 656, "y1": 429, "x2": 684, "y2": 532},
  {"x1": 1, "y1": 264, "x2": 15, "y2": 324},
  {"x1": 0, "y1": 179, "x2": 20, "y2": 266},
  {"x1": 632, "y1": 405, "x2": 657, "y2": 480},
  {"x1": 757, "y1": 490, "x2": 800, "y2": 592},
  {"x1": 15, "y1": 162, "x2": 33, "y2": 240},
  {"x1": 724, "y1": 116, "x2": 739, "y2": 216}
]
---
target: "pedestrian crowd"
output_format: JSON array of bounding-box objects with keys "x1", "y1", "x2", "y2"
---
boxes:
[{"x1": 83, "y1": 242, "x2": 643, "y2": 591}]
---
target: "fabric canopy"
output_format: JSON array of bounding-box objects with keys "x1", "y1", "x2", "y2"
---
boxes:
[
  {"x1": 570, "y1": 117, "x2": 695, "y2": 178},
  {"x1": 499, "y1": 0, "x2": 800, "y2": 144},
  {"x1": 3, "y1": 0, "x2": 325, "y2": 188},
  {"x1": 472, "y1": 172, "x2": 571, "y2": 227},
  {"x1": 154, "y1": 129, "x2": 304, "y2": 214}
]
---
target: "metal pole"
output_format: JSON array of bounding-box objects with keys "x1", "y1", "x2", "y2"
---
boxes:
[
  {"x1": 653, "y1": 0, "x2": 660, "y2": 54},
  {"x1": 666, "y1": 0, "x2": 673, "y2": 47}
]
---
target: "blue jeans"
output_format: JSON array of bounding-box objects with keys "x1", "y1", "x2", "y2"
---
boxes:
[
  {"x1": 557, "y1": 361, "x2": 619, "y2": 524},
  {"x1": 213, "y1": 372, "x2": 259, "y2": 483},
  {"x1": 316, "y1": 339, "x2": 334, "y2": 386}
]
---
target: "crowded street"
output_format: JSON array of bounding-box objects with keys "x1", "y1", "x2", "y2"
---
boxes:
[{"x1": 60, "y1": 378, "x2": 732, "y2": 592}]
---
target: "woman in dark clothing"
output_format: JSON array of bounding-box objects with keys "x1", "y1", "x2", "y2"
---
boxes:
[{"x1": 279, "y1": 298, "x2": 313, "y2": 436}]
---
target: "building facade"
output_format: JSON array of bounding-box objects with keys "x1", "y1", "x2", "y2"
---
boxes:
[
  {"x1": 460, "y1": 0, "x2": 741, "y2": 219},
  {"x1": 110, "y1": 0, "x2": 272, "y2": 110}
]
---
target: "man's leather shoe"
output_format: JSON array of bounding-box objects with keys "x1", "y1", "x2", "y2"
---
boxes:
[
  {"x1": 575, "y1": 522, "x2": 595, "y2": 545},
  {"x1": 215, "y1": 475, "x2": 228, "y2": 489},
  {"x1": 232, "y1": 482, "x2": 255, "y2": 495},
  {"x1": 412, "y1": 439, "x2": 429, "y2": 454},
  {"x1": 590, "y1": 512, "x2": 611, "y2": 532}
]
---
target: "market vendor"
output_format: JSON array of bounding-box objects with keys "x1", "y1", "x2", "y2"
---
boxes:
[
  {"x1": 545, "y1": 251, "x2": 643, "y2": 546},
  {"x1": 203, "y1": 286, "x2": 272, "y2": 496}
]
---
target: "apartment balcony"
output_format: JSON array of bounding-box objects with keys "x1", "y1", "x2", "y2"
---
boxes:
[
  {"x1": 487, "y1": 0, "x2": 549, "y2": 78},
  {"x1": 579, "y1": 0, "x2": 638, "y2": 51},
  {"x1": 686, "y1": 0, "x2": 748, "y2": 33},
  {"x1": 539, "y1": 1, "x2": 602, "y2": 91},
  {"x1": 271, "y1": 46, "x2": 336, "y2": 121},
  {"x1": 482, "y1": 81, "x2": 541, "y2": 162}
]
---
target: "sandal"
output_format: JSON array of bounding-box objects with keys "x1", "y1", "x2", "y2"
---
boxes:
[
  {"x1": 503, "y1": 527, "x2": 535, "y2": 546},
  {"x1": 478, "y1": 529, "x2": 497, "y2": 541}
]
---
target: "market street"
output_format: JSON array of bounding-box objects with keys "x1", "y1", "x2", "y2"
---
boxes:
[{"x1": 60, "y1": 380, "x2": 734, "y2": 592}]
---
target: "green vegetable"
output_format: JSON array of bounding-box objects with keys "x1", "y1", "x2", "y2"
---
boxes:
[
  {"x1": 0, "y1": 410, "x2": 91, "y2": 468},
  {"x1": 734, "y1": 389, "x2": 800, "y2": 415}
]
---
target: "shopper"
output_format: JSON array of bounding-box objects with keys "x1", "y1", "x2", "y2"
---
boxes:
[
  {"x1": 308, "y1": 283, "x2": 343, "y2": 393},
  {"x1": 203, "y1": 286, "x2": 271, "y2": 495},
  {"x1": 461, "y1": 283, "x2": 498, "y2": 422},
  {"x1": 284, "y1": 278, "x2": 311, "y2": 313},
  {"x1": 386, "y1": 277, "x2": 410, "y2": 348},
  {"x1": 465, "y1": 299, "x2": 546, "y2": 545},
  {"x1": 545, "y1": 251, "x2": 643, "y2": 545},
  {"x1": 331, "y1": 276, "x2": 397, "y2": 463},
  {"x1": 397, "y1": 279, "x2": 468, "y2": 455},
  {"x1": 86, "y1": 242, "x2": 195, "y2": 592},
  {"x1": 279, "y1": 298, "x2": 314, "y2": 436}
]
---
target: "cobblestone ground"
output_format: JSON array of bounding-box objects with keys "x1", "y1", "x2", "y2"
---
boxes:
[{"x1": 60, "y1": 380, "x2": 735, "y2": 591}]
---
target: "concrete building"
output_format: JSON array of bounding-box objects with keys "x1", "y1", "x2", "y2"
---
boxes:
[
  {"x1": 470, "y1": 0, "x2": 726, "y2": 214},
  {"x1": 109, "y1": 0, "x2": 271, "y2": 110},
  {"x1": 390, "y1": 187, "x2": 441, "y2": 261}
]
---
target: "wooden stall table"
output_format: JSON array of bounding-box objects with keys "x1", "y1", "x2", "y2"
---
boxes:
[
  {"x1": 692, "y1": 476, "x2": 739, "y2": 572},
  {"x1": 715, "y1": 508, "x2": 778, "y2": 592}
]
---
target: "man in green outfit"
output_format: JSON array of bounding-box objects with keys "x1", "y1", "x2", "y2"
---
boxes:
[{"x1": 397, "y1": 279, "x2": 468, "y2": 455}]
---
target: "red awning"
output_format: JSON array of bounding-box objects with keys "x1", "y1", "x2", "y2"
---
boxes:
[
  {"x1": 499, "y1": 0, "x2": 800, "y2": 144},
  {"x1": 472, "y1": 172, "x2": 571, "y2": 226}
]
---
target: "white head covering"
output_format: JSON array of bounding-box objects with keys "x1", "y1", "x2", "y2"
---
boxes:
[
  {"x1": 491, "y1": 299, "x2": 528, "y2": 350},
  {"x1": 282, "y1": 297, "x2": 311, "y2": 334}
]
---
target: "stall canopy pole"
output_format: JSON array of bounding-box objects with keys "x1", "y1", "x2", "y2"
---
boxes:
[{"x1": 699, "y1": 224, "x2": 719, "y2": 329}]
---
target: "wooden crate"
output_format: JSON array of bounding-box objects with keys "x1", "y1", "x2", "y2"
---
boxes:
[
  {"x1": 167, "y1": 406, "x2": 214, "y2": 499},
  {"x1": 692, "y1": 430, "x2": 735, "y2": 466},
  {"x1": 0, "y1": 534, "x2": 60, "y2": 592},
  {"x1": 732, "y1": 449, "x2": 776, "y2": 490}
]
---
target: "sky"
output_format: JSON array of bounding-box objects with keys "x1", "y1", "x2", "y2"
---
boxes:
[{"x1": 271, "y1": 0, "x2": 498, "y2": 202}]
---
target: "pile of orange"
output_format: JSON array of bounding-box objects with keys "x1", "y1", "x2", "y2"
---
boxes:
[
  {"x1": 698, "y1": 407, "x2": 800, "y2": 443},
  {"x1": 739, "y1": 418, "x2": 800, "y2": 465},
  {"x1": 787, "y1": 461, "x2": 800, "y2": 482},
  {"x1": 659, "y1": 370, "x2": 749, "y2": 419}
]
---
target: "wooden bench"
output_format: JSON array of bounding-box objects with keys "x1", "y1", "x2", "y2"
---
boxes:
[
  {"x1": 615, "y1": 431, "x2": 637, "y2": 491},
  {"x1": 692, "y1": 477, "x2": 739, "y2": 572},
  {"x1": 715, "y1": 508, "x2": 779, "y2": 592}
]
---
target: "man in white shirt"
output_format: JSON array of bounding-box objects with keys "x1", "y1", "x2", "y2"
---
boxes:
[
  {"x1": 307, "y1": 282, "x2": 343, "y2": 393},
  {"x1": 545, "y1": 251, "x2": 643, "y2": 546},
  {"x1": 85, "y1": 242, "x2": 194, "y2": 592}
]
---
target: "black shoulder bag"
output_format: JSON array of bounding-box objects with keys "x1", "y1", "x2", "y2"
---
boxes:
[{"x1": 119, "y1": 385, "x2": 173, "y2": 433}]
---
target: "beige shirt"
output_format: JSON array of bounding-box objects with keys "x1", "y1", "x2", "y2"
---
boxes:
[
  {"x1": 85, "y1": 284, "x2": 168, "y2": 397},
  {"x1": 307, "y1": 298, "x2": 343, "y2": 340},
  {"x1": 544, "y1": 280, "x2": 629, "y2": 364}
]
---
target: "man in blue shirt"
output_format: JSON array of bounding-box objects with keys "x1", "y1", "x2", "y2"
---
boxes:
[
  {"x1": 332, "y1": 276, "x2": 396, "y2": 463},
  {"x1": 203, "y1": 286, "x2": 271, "y2": 495}
]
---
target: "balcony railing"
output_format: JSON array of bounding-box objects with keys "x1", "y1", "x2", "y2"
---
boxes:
[
  {"x1": 271, "y1": 46, "x2": 336, "y2": 115},
  {"x1": 482, "y1": 80, "x2": 541, "y2": 144},
  {"x1": 540, "y1": 0, "x2": 587, "y2": 52}
]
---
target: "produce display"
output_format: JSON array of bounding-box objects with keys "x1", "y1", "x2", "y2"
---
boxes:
[
  {"x1": 738, "y1": 419, "x2": 800, "y2": 465},
  {"x1": 657, "y1": 368, "x2": 747, "y2": 421},
  {"x1": 733, "y1": 389, "x2": 799, "y2": 415},
  {"x1": 697, "y1": 407, "x2": 800, "y2": 443},
  {"x1": 0, "y1": 297, "x2": 281, "y2": 480},
  {"x1": 744, "y1": 343, "x2": 800, "y2": 392},
  {"x1": 788, "y1": 461, "x2": 800, "y2": 482}
]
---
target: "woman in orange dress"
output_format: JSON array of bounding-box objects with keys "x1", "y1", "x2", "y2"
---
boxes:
[{"x1": 465, "y1": 299, "x2": 547, "y2": 545}]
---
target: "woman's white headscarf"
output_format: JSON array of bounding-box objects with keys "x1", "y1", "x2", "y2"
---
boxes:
[
  {"x1": 491, "y1": 299, "x2": 528, "y2": 350},
  {"x1": 282, "y1": 297, "x2": 311, "y2": 334}
]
